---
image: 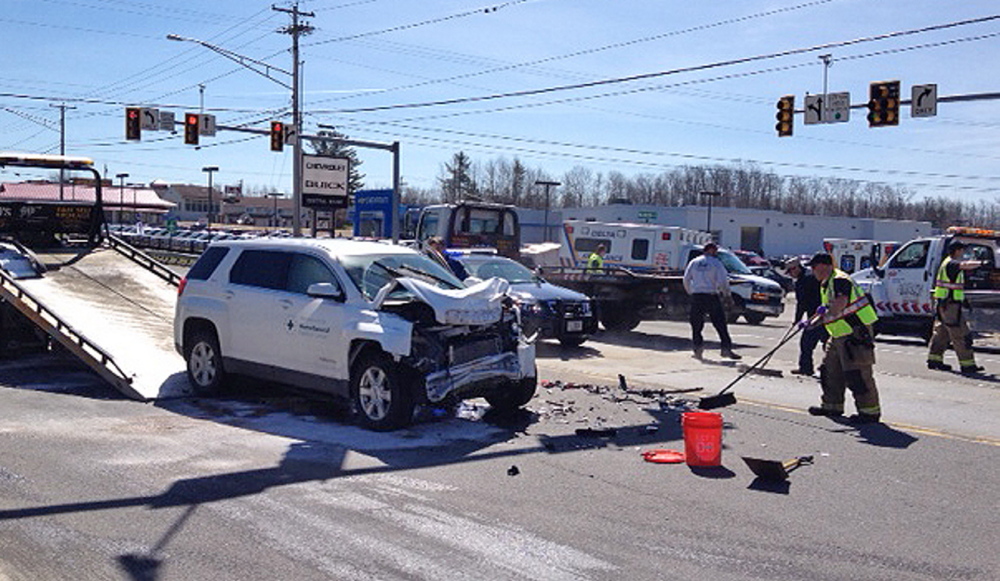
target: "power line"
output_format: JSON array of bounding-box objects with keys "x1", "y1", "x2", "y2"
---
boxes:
[
  {"x1": 326, "y1": 14, "x2": 1000, "y2": 113},
  {"x1": 306, "y1": 0, "x2": 845, "y2": 108}
]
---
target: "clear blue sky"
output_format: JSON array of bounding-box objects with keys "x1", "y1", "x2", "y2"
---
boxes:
[{"x1": 3, "y1": 0, "x2": 1000, "y2": 203}]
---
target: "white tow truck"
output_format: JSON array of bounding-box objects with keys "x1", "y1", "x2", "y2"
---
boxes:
[{"x1": 853, "y1": 226, "x2": 1000, "y2": 340}]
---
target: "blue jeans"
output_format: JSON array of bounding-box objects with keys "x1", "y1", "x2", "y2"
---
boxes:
[{"x1": 798, "y1": 325, "x2": 828, "y2": 374}]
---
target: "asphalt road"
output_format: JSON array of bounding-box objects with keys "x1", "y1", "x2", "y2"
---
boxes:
[{"x1": 1, "y1": 299, "x2": 998, "y2": 580}]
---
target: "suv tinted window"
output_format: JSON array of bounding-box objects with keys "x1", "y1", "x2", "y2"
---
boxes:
[
  {"x1": 287, "y1": 254, "x2": 341, "y2": 294},
  {"x1": 230, "y1": 249, "x2": 292, "y2": 290},
  {"x1": 187, "y1": 247, "x2": 229, "y2": 280}
]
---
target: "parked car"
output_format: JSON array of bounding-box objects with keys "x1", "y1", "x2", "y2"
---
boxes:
[
  {"x1": 0, "y1": 241, "x2": 43, "y2": 279},
  {"x1": 174, "y1": 238, "x2": 537, "y2": 430},
  {"x1": 749, "y1": 264, "x2": 794, "y2": 294},
  {"x1": 457, "y1": 253, "x2": 598, "y2": 347},
  {"x1": 732, "y1": 249, "x2": 769, "y2": 267}
]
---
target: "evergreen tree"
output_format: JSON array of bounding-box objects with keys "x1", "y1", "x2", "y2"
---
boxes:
[{"x1": 438, "y1": 151, "x2": 477, "y2": 202}]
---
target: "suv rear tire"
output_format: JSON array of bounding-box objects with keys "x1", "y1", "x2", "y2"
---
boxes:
[
  {"x1": 185, "y1": 330, "x2": 226, "y2": 396},
  {"x1": 351, "y1": 351, "x2": 414, "y2": 431}
]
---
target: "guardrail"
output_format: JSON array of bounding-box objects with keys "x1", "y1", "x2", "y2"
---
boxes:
[{"x1": 105, "y1": 235, "x2": 182, "y2": 287}]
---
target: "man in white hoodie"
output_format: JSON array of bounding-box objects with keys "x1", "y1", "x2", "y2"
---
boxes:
[{"x1": 683, "y1": 242, "x2": 741, "y2": 360}]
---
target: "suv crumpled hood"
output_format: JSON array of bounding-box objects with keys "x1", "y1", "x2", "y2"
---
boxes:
[{"x1": 372, "y1": 276, "x2": 511, "y2": 325}]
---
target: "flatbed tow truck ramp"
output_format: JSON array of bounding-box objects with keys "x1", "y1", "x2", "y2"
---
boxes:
[
  {"x1": 1, "y1": 244, "x2": 190, "y2": 400},
  {"x1": 0, "y1": 152, "x2": 188, "y2": 401}
]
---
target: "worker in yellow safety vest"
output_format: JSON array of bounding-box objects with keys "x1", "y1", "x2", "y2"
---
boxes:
[
  {"x1": 927, "y1": 241, "x2": 986, "y2": 375},
  {"x1": 586, "y1": 243, "x2": 606, "y2": 272},
  {"x1": 805, "y1": 252, "x2": 882, "y2": 424}
]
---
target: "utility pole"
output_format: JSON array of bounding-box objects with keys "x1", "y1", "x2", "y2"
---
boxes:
[
  {"x1": 535, "y1": 180, "x2": 561, "y2": 242},
  {"x1": 700, "y1": 191, "x2": 722, "y2": 239},
  {"x1": 274, "y1": 1, "x2": 314, "y2": 237},
  {"x1": 50, "y1": 103, "x2": 76, "y2": 200}
]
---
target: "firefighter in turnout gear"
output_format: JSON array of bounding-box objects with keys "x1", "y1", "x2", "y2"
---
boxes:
[
  {"x1": 806, "y1": 252, "x2": 882, "y2": 424},
  {"x1": 927, "y1": 241, "x2": 986, "y2": 374}
]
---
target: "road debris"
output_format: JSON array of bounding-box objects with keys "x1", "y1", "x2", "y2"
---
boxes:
[
  {"x1": 574, "y1": 427, "x2": 617, "y2": 438},
  {"x1": 641, "y1": 449, "x2": 686, "y2": 464},
  {"x1": 507, "y1": 465, "x2": 520, "y2": 476}
]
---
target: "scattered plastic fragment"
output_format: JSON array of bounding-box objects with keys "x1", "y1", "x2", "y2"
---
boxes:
[
  {"x1": 575, "y1": 427, "x2": 617, "y2": 437},
  {"x1": 641, "y1": 449, "x2": 686, "y2": 464},
  {"x1": 507, "y1": 465, "x2": 520, "y2": 476}
]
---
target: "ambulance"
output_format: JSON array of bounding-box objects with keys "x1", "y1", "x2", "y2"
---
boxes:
[{"x1": 822, "y1": 238, "x2": 900, "y2": 274}]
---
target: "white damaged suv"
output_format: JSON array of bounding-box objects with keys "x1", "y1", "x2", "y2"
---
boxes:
[{"x1": 174, "y1": 238, "x2": 537, "y2": 430}]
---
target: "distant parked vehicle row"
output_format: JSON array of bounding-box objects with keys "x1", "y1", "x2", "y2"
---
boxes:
[{"x1": 108, "y1": 224, "x2": 265, "y2": 254}]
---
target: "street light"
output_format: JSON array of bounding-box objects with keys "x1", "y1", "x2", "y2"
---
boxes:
[
  {"x1": 169, "y1": 17, "x2": 308, "y2": 236},
  {"x1": 700, "y1": 191, "x2": 722, "y2": 239},
  {"x1": 115, "y1": 173, "x2": 129, "y2": 224},
  {"x1": 202, "y1": 166, "x2": 219, "y2": 229},
  {"x1": 535, "y1": 180, "x2": 560, "y2": 242},
  {"x1": 266, "y1": 192, "x2": 282, "y2": 229}
]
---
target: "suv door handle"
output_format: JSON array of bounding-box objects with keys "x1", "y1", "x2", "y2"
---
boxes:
[
  {"x1": 278, "y1": 299, "x2": 294, "y2": 309},
  {"x1": 223, "y1": 290, "x2": 235, "y2": 300}
]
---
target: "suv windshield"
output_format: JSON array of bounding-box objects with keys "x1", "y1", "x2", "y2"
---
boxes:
[
  {"x1": 716, "y1": 250, "x2": 753, "y2": 275},
  {"x1": 341, "y1": 252, "x2": 464, "y2": 300}
]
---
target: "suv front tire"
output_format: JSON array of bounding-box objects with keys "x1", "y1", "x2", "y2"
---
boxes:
[{"x1": 351, "y1": 351, "x2": 415, "y2": 431}]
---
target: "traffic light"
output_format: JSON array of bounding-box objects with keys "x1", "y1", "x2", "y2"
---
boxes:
[
  {"x1": 775, "y1": 95, "x2": 794, "y2": 137},
  {"x1": 270, "y1": 121, "x2": 284, "y2": 152},
  {"x1": 184, "y1": 112, "x2": 200, "y2": 145},
  {"x1": 867, "y1": 80, "x2": 900, "y2": 127},
  {"x1": 125, "y1": 107, "x2": 141, "y2": 140}
]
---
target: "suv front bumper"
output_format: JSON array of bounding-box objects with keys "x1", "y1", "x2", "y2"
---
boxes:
[{"x1": 424, "y1": 342, "x2": 535, "y2": 402}]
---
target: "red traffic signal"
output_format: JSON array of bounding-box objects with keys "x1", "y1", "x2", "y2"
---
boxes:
[
  {"x1": 125, "y1": 107, "x2": 141, "y2": 141},
  {"x1": 270, "y1": 121, "x2": 284, "y2": 152},
  {"x1": 184, "y1": 113, "x2": 200, "y2": 145},
  {"x1": 775, "y1": 95, "x2": 794, "y2": 137}
]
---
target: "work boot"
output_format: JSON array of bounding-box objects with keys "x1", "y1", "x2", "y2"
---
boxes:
[
  {"x1": 720, "y1": 349, "x2": 742, "y2": 360},
  {"x1": 808, "y1": 406, "x2": 843, "y2": 417},
  {"x1": 927, "y1": 361, "x2": 952, "y2": 371},
  {"x1": 960, "y1": 365, "x2": 985, "y2": 375},
  {"x1": 693, "y1": 347, "x2": 704, "y2": 361},
  {"x1": 847, "y1": 413, "x2": 881, "y2": 425}
]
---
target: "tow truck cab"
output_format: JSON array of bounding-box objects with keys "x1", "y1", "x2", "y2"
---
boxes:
[{"x1": 414, "y1": 201, "x2": 520, "y2": 259}]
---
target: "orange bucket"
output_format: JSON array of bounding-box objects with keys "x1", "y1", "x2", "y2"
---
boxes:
[{"x1": 682, "y1": 411, "x2": 723, "y2": 467}]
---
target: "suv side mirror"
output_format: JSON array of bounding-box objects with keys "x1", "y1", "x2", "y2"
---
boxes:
[{"x1": 307, "y1": 282, "x2": 345, "y2": 302}]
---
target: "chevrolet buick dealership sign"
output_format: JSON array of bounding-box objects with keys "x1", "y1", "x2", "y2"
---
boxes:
[{"x1": 301, "y1": 154, "x2": 350, "y2": 209}]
